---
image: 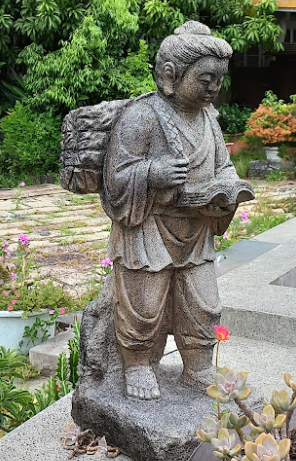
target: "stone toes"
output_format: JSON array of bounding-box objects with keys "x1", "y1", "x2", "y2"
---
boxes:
[
  {"x1": 144, "y1": 389, "x2": 152, "y2": 400},
  {"x1": 151, "y1": 386, "x2": 161, "y2": 399},
  {"x1": 138, "y1": 387, "x2": 145, "y2": 399}
]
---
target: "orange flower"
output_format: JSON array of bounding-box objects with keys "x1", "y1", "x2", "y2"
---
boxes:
[{"x1": 214, "y1": 325, "x2": 230, "y2": 341}]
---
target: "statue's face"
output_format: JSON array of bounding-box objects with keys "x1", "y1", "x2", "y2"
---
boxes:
[{"x1": 172, "y1": 56, "x2": 229, "y2": 111}]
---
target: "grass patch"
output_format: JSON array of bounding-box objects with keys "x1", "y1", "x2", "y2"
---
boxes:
[
  {"x1": 58, "y1": 226, "x2": 77, "y2": 237},
  {"x1": 265, "y1": 170, "x2": 295, "y2": 182},
  {"x1": 90, "y1": 240, "x2": 108, "y2": 250},
  {"x1": 215, "y1": 212, "x2": 287, "y2": 252},
  {"x1": 65, "y1": 194, "x2": 99, "y2": 206}
]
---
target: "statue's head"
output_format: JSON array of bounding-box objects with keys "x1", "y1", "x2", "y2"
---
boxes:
[{"x1": 155, "y1": 21, "x2": 233, "y2": 110}]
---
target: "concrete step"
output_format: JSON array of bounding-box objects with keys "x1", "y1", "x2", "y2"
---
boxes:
[
  {"x1": 161, "y1": 334, "x2": 296, "y2": 400},
  {"x1": 29, "y1": 330, "x2": 74, "y2": 376},
  {"x1": 218, "y1": 218, "x2": 296, "y2": 346}
]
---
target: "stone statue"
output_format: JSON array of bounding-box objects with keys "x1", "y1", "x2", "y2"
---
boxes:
[{"x1": 61, "y1": 20, "x2": 254, "y2": 460}]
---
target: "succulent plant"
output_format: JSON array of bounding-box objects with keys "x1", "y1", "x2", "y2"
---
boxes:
[
  {"x1": 229, "y1": 412, "x2": 249, "y2": 430},
  {"x1": 284, "y1": 373, "x2": 296, "y2": 393},
  {"x1": 207, "y1": 367, "x2": 251, "y2": 403},
  {"x1": 251, "y1": 405, "x2": 286, "y2": 433},
  {"x1": 270, "y1": 390, "x2": 296, "y2": 414},
  {"x1": 197, "y1": 414, "x2": 229, "y2": 443},
  {"x1": 242, "y1": 433, "x2": 290, "y2": 461},
  {"x1": 210, "y1": 428, "x2": 242, "y2": 460}
]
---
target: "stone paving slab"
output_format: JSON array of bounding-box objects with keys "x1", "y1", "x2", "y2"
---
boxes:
[
  {"x1": 161, "y1": 334, "x2": 296, "y2": 400},
  {"x1": 219, "y1": 218, "x2": 296, "y2": 346},
  {"x1": 0, "y1": 393, "x2": 132, "y2": 461},
  {"x1": 2, "y1": 332, "x2": 292, "y2": 461}
]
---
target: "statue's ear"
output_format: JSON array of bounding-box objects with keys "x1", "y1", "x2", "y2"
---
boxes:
[{"x1": 162, "y1": 62, "x2": 176, "y2": 96}]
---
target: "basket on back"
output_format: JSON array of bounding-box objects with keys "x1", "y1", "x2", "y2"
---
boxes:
[{"x1": 60, "y1": 99, "x2": 133, "y2": 194}]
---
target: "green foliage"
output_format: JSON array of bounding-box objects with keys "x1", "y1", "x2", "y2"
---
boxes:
[
  {"x1": 265, "y1": 170, "x2": 295, "y2": 182},
  {"x1": 0, "y1": 103, "x2": 61, "y2": 177},
  {"x1": 0, "y1": 0, "x2": 285, "y2": 182},
  {"x1": 19, "y1": 315, "x2": 56, "y2": 350},
  {"x1": 56, "y1": 317, "x2": 80, "y2": 394},
  {"x1": 0, "y1": 346, "x2": 27, "y2": 380},
  {"x1": 0, "y1": 347, "x2": 32, "y2": 433},
  {"x1": 210, "y1": 0, "x2": 283, "y2": 53},
  {"x1": 245, "y1": 213, "x2": 286, "y2": 235},
  {"x1": 18, "y1": 7, "x2": 155, "y2": 114},
  {"x1": 219, "y1": 104, "x2": 252, "y2": 134},
  {"x1": 231, "y1": 149, "x2": 265, "y2": 178}
]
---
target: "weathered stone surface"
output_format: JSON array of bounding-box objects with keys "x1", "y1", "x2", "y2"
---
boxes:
[
  {"x1": 248, "y1": 160, "x2": 294, "y2": 178},
  {"x1": 73, "y1": 366, "x2": 206, "y2": 461},
  {"x1": 72, "y1": 277, "x2": 203, "y2": 460}
]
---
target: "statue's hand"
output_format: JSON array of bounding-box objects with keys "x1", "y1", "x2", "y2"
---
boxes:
[
  {"x1": 149, "y1": 156, "x2": 188, "y2": 189},
  {"x1": 199, "y1": 203, "x2": 236, "y2": 217}
]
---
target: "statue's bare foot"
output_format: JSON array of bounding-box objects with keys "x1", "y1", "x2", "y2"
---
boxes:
[
  {"x1": 181, "y1": 365, "x2": 215, "y2": 393},
  {"x1": 125, "y1": 365, "x2": 161, "y2": 400}
]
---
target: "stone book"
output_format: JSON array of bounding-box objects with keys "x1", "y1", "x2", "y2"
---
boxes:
[{"x1": 176, "y1": 179, "x2": 255, "y2": 208}]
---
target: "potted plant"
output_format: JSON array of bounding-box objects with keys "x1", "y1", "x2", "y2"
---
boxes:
[
  {"x1": 219, "y1": 104, "x2": 252, "y2": 154},
  {"x1": 0, "y1": 235, "x2": 83, "y2": 354},
  {"x1": 245, "y1": 91, "x2": 296, "y2": 162}
]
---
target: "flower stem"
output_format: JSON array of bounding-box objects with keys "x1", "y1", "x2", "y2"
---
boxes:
[
  {"x1": 286, "y1": 391, "x2": 296, "y2": 437},
  {"x1": 234, "y1": 398, "x2": 256, "y2": 425},
  {"x1": 216, "y1": 340, "x2": 220, "y2": 372},
  {"x1": 216, "y1": 340, "x2": 221, "y2": 420}
]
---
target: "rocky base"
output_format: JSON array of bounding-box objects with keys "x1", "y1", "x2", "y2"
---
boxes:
[{"x1": 72, "y1": 361, "x2": 208, "y2": 461}]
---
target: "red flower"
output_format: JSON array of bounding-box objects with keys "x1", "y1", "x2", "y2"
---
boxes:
[
  {"x1": 56, "y1": 386, "x2": 60, "y2": 391},
  {"x1": 214, "y1": 325, "x2": 230, "y2": 342}
]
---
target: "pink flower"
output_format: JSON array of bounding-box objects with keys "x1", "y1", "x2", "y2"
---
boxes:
[
  {"x1": 65, "y1": 326, "x2": 72, "y2": 331},
  {"x1": 12, "y1": 265, "x2": 18, "y2": 270},
  {"x1": 0, "y1": 256, "x2": 4, "y2": 261},
  {"x1": 223, "y1": 232, "x2": 228, "y2": 239},
  {"x1": 101, "y1": 257, "x2": 113, "y2": 267},
  {"x1": 1, "y1": 241, "x2": 9, "y2": 247},
  {"x1": 38, "y1": 280, "x2": 44, "y2": 285},
  {"x1": 251, "y1": 233, "x2": 257, "y2": 237},
  {"x1": 59, "y1": 307, "x2": 66, "y2": 314},
  {"x1": 3, "y1": 248, "x2": 10, "y2": 255},
  {"x1": 241, "y1": 212, "x2": 249, "y2": 223},
  {"x1": 7, "y1": 306, "x2": 14, "y2": 311},
  {"x1": 216, "y1": 240, "x2": 221, "y2": 245},
  {"x1": 104, "y1": 276, "x2": 109, "y2": 282},
  {"x1": 214, "y1": 325, "x2": 230, "y2": 342},
  {"x1": 11, "y1": 300, "x2": 17, "y2": 305},
  {"x1": 49, "y1": 310, "x2": 55, "y2": 315},
  {"x1": 11, "y1": 273, "x2": 18, "y2": 280},
  {"x1": 18, "y1": 234, "x2": 30, "y2": 245},
  {"x1": 19, "y1": 182, "x2": 25, "y2": 187},
  {"x1": 16, "y1": 294, "x2": 21, "y2": 298}
]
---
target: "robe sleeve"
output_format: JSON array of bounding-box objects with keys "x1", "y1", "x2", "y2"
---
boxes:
[
  {"x1": 211, "y1": 112, "x2": 240, "y2": 235},
  {"x1": 102, "y1": 101, "x2": 157, "y2": 228}
]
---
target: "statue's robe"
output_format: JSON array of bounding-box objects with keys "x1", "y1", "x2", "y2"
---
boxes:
[{"x1": 101, "y1": 92, "x2": 239, "y2": 352}]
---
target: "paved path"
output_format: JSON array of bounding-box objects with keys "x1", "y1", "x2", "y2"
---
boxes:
[
  {"x1": 0, "y1": 185, "x2": 111, "y2": 293},
  {"x1": 0, "y1": 181, "x2": 295, "y2": 293}
]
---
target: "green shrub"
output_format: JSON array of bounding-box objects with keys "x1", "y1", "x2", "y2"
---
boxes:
[
  {"x1": 231, "y1": 149, "x2": 265, "y2": 178},
  {"x1": 218, "y1": 103, "x2": 252, "y2": 134},
  {"x1": 0, "y1": 103, "x2": 61, "y2": 177}
]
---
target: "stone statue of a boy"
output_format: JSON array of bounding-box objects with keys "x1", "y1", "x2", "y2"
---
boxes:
[
  {"x1": 100, "y1": 21, "x2": 245, "y2": 400},
  {"x1": 62, "y1": 20, "x2": 254, "y2": 406}
]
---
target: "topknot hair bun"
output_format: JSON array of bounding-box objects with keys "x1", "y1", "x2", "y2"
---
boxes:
[{"x1": 174, "y1": 21, "x2": 211, "y2": 36}]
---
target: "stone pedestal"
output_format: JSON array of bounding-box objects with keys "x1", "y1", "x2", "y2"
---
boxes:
[
  {"x1": 72, "y1": 361, "x2": 210, "y2": 461},
  {"x1": 71, "y1": 279, "x2": 212, "y2": 461}
]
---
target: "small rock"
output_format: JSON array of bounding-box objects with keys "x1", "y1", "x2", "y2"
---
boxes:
[{"x1": 271, "y1": 208, "x2": 285, "y2": 214}]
